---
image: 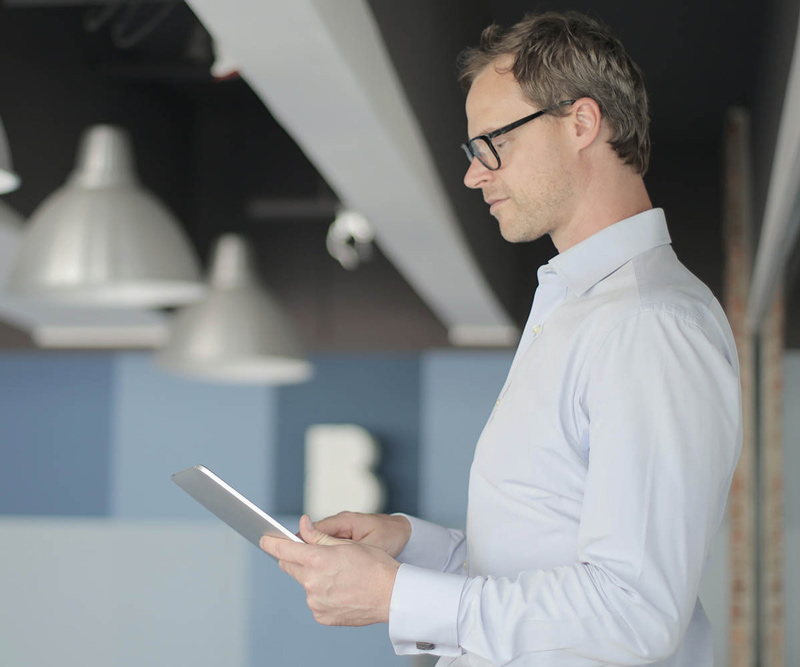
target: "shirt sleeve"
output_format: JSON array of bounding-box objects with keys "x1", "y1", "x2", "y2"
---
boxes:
[
  {"x1": 389, "y1": 310, "x2": 742, "y2": 664},
  {"x1": 388, "y1": 516, "x2": 469, "y2": 656},
  {"x1": 393, "y1": 514, "x2": 467, "y2": 572}
]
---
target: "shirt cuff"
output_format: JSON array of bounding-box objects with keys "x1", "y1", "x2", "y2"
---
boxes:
[
  {"x1": 393, "y1": 514, "x2": 465, "y2": 570},
  {"x1": 388, "y1": 563, "x2": 466, "y2": 657}
]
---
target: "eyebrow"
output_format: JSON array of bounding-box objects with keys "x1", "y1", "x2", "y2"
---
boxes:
[
  {"x1": 467, "y1": 117, "x2": 513, "y2": 140},
  {"x1": 468, "y1": 124, "x2": 502, "y2": 140}
]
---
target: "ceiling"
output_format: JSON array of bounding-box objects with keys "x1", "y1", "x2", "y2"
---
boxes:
[{"x1": 0, "y1": 0, "x2": 798, "y2": 351}]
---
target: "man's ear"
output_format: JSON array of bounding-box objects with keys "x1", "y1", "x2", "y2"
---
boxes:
[{"x1": 571, "y1": 97, "x2": 603, "y2": 148}]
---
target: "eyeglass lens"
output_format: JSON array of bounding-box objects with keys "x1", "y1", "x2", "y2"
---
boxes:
[{"x1": 465, "y1": 137, "x2": 499, "y2": 170}]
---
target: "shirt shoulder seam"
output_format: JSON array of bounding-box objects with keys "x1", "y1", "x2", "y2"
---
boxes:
[
  {"x1": 630, "y1": 255, "x2": 707, "y2": 328},
  {"x1": 590, "y1": 307, "x2": 704, "y2": 379}
]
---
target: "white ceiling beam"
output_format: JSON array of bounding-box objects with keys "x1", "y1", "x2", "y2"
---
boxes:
[
  {"x1": 186, "y1": 0, "x2": 518, "y2": 347},
  {"x1": 747, "y1": 12, "x2": 800, "y2": 331}
]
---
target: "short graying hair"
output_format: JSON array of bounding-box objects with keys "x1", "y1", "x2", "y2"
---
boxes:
[{"x1": 458, "y1": 12, "x2": 650, "y2": 175}]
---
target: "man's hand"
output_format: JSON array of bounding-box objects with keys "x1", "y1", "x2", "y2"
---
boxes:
[
  {"x1": 311, "y1": 511, "x2": 412, "y2": 557},
  {"x1": 260, "y1": 515, "x2": 401, "y2": 626}
]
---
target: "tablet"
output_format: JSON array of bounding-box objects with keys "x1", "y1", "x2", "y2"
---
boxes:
[{"x1": 172, "y1": 465, "x2": 303, "y2": 553}]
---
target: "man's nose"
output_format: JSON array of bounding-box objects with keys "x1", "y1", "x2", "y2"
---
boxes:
[{"x1": 463, "y1": 156, "x2": 492, "y2": 189}]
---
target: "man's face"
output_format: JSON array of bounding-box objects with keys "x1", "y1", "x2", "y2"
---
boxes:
[{"x1": 464, "y1": 58, "x2": 574, "y2": 244}]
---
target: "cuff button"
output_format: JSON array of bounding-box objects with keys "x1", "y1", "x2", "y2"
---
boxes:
[{"x1": 416, "y1": 642, "x2": 435, "y2": 651}]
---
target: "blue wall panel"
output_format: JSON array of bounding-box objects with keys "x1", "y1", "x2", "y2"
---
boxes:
[
  {"x1": 0, "y1": 352, "x2": 113, "y2": 516},
  {"x1": 0, "y1": 348, "x2": 519, "y2": 667},
  {"x1": 275, "y1": 354, "x2": 421, "y2": 516},
  {"x1": 419, "y1": 350, "x2": 513, "y2": 528},
  {"x1": 110, "y1": 353, "x2": 276, "y2": 518}
]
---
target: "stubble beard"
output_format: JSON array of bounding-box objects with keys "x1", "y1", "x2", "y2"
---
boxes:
[
  {"x1": 498, "y1": 176, "x2": 574, "y2": 245},
  {"x1": 497, "y1": 203, "x2": 548, "y2": 243}
]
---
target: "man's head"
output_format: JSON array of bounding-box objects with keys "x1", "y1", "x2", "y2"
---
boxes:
[
  {"x1": 458, "y1": 12, "x2": 651, "y2": 248},
  {"x1": 459, "y1": 12, "x2": 650, "y2": 175}
]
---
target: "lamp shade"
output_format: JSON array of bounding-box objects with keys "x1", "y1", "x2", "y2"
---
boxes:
[
  {"x1": 0, "y1": 198, "x2": 23, "y2": 233},
  {"x1": 7, "y1": 124, "x2": 205, "y2": 307},
  {"x1": 0, "y1": 199, "x2": 24, "y2": 291},
  {"x1": 0, "y1": 117, "x2": 20, "y2": 195},
  {"x1": 155, "y1": 234, "x2": 313, "y2": 384}
]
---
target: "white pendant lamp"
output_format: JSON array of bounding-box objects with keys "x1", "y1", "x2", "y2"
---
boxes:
[
  {"x1": 0, "y1": 118, "x2": 21, "y2": 195},
  {"x1": 0, "y1": 199, "x2": 24, "y2": 291},
  {"x1": 155, "y1": 233, "x2": 313, "y2": 384},
  {"x1": 0, "y1": 198, "x2": 23, "y2": 233},
  {"x1": 7, "y1": 124, "x2": 205, "y2": 307}
]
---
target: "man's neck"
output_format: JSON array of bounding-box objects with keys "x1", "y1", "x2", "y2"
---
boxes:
[{"x1": 551, "y1": 170, "x2": 652, "y2": 253}]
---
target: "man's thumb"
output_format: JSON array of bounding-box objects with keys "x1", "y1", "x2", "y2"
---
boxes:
[{"x1": 299, "y1": 514, "x2": 341, "y2": 546}]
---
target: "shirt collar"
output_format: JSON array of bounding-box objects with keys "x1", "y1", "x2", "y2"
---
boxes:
[{"x1": 546, "y1": 208, "x2": 672, "y2": 296}]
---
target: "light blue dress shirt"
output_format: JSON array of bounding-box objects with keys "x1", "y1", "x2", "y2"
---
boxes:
[{"x1": 389, "y1": 209, "x2": 742, "y2": 666}]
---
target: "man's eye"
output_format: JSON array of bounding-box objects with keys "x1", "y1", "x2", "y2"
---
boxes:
[{"x1": 494, "y1": 140, "x2": 507, "y2": 151}]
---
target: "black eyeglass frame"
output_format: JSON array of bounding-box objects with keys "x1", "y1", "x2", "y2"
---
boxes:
[{"x1": 461, "y1": 99, "x2": 577, "y2": 171}]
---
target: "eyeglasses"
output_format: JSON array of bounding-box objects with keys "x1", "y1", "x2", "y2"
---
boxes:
[{"x1": 461, "y1": 100, "x2": 576, "y2": 171}]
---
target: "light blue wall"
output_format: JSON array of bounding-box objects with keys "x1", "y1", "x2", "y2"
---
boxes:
[
  {"x1": 0, "y1": 350, "x2": 422, "y2": 667},
  {"x1": 418, "y1": 350, "x2": 513, "y2": 527},
  {"x1": 0, "y1": 348, "x2": 510, "y2": 525},
  {"x1": 0, "y1": 352, "x2": 113, "y2": 516},
  {"x1": 275, "y1": 354, "x2": 421, "y2": 515},
  {"x1": 0, "y1": 518, "x2": 250, "y2": 667},
  {"x1": 110, "y1": 352, "x2": 276, "y2": 518},
  {"x1": 698, "y1": 513, "x2": 729, "y2": 664}
]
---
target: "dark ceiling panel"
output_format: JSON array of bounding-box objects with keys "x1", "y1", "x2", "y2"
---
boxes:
[
  {"x1": 2, "y1": 0, "x2": 795, "y2": 347},
  {"x1": 0, "y1": 3, "x2": 450, "y2": 350}
]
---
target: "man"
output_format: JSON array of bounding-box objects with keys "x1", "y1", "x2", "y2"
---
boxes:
[{"x1": 261, "y1": 11, "x2": 742, "y2": 666}]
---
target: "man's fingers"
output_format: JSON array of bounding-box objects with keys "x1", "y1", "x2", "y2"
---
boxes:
[
  {"x1": 278, "y1": 559, "x2": 302, "y2": 580},
  {"x1": 259, "y1": 535, "x2": 281, "y2": 559},
  {"x1": 312, "y1": 512, "x2": 358, "y2": 539},
  {"x1": 260, "y1": 535, "x2": 308, "y2": 562},
  {"x1": 299, "y1": 514, "x2": 346, "y2": 546},
  {"x1": 260, "y1": 520, "x2": 343, "y2": 563}
]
